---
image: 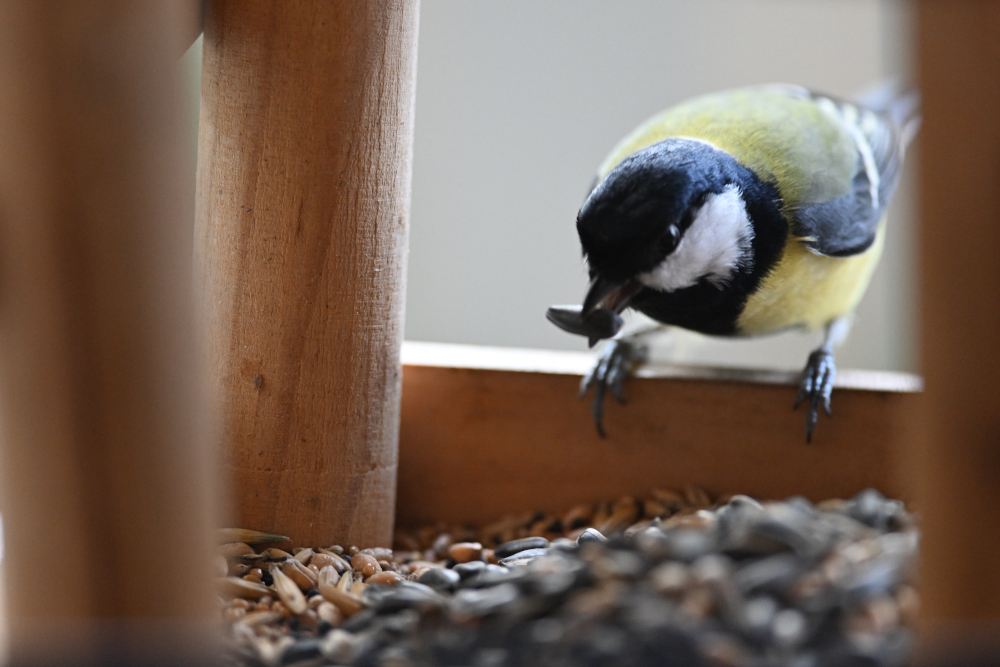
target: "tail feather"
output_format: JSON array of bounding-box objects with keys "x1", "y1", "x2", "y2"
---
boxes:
[{"x1": 857, "y1": 80, "x2": 921, "y2": 148}]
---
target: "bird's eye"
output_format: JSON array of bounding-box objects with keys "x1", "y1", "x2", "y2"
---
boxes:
[{"x1": 657, "y1": 224, "x2": 681, "y2": 255}]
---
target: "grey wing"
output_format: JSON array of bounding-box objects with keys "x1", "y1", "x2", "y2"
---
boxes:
[{"x1": 793, "y1": 90, "x2": 919, "y2": 258}]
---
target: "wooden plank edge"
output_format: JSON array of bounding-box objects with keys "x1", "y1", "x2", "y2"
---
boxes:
[{"x1": 401, "y1": 340, "x2": 923, "y2": 393}]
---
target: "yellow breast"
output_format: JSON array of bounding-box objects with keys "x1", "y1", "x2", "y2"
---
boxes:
[{"x1": 736, "y1": 224, "x2": 885, "y2": 336}]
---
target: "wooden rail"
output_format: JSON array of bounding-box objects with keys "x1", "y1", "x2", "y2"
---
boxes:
[{"x1": 397, "y1": 342, "x2": 921, "y2": 528}]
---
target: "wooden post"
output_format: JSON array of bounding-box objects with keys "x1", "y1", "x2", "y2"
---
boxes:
[
  {"x1": 914, "y1": 1, "x2": 1000, "y2": 660},
  {"x1": 0, "y1": 2, "x2": 219, "y2": 666},
  {"x1": 196, "y1": 0, "x2": 419, "y2": 547}
]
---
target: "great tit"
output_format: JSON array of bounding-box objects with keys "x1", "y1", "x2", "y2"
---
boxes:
[{"x1": 547, "y1": 84, "x2": 919, "y2": 441}]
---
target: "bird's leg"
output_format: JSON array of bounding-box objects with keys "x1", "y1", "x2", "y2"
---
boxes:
[
  {"x1": 579, "y1": 323, "x2": 663, "y2": 437},
  {"x1": 795, "y1": 317, "x2": 851, "y2": 442}
]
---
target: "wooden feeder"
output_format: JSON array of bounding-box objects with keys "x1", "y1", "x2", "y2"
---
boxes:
[{"x1": 0, "y1": 1, "x2": 994, "y2": 665}]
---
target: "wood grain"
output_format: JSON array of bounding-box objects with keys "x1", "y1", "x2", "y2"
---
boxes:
[
  {"x1": 196, "y1": 0, "x2": 419, "y2": 547},
  {"x1": 397, "y1": 343, "x2": 920, "y2": 528},
  {"x1": 913, "y1": 0, "x2": 1000, "y2": 646},
  {"x1": 0, "y1": 2, "x2": 218, "y2": 664}
]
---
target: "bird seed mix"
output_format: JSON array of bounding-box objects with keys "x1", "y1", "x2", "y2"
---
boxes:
[{"x1": 218, "y1": 487, "x2": 917, "y2": 667}]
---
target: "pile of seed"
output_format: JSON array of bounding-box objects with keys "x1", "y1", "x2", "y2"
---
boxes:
[{"x1": 219, "y1": 488, "x2": 918, "y2": 667}]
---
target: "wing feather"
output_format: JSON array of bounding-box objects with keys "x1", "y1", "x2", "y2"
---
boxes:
[{"x1": 792, "y1": 90, "x2": 918, "y2": 257}]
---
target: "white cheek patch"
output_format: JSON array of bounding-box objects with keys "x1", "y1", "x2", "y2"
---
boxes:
[{"x1": 637, "y1": 183, "x2": 754, "y2": 292}]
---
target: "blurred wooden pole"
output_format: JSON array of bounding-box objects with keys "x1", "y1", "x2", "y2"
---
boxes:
[
  {"x1": 0, "y1": 2, "x2": 219, "y2": 666},
  {"x1": 915, "y1": 0, "x2": 1000, "y2": 660},
  {"x1": 196, "y1": 0, "x2": 419, "y2": 547}
]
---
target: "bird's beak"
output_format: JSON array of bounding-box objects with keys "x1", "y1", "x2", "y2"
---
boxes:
[
  {"x1": 546, "y1": 305, "x2": 623, "y2": 346},
  {"x1": 546, "y1": 276, "x2": 642, "y2": 347},
  {"x1": 582, "y1": 276, "x2": 642, "y2": 317}
]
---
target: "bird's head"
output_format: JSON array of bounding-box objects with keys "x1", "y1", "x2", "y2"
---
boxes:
[{"x1": 575, "y1": 138, "x2": 755, "y2": 318}]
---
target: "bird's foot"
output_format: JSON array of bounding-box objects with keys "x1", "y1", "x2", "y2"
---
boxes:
[
  {"x1": 794, "y1": 348, "x2": 836, "y2": 443},
  {"x1": 579, "y1": 337, "x2": 647, "y2": 437}
]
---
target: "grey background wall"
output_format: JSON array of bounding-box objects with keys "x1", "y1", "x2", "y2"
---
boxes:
[
  {"x1": 183, "y1": 0, "x2": 917, "y2": 372},
  {"x1": 404, "y1": 0, "x2": 917, "y2": 372}
]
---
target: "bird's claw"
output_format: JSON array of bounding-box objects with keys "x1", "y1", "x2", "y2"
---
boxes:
[
  {"x1": 580, "y1": 338, "x2": 646, "y2": 437},
  {"x1": 794, "y1": 348, "x2": 836, "y2": 442}
]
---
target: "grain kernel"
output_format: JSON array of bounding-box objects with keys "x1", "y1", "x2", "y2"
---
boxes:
[
  {"x1": 448, "y1": 542, "x2": 483, "y2": 563},
  {"x1": 222, "y1": 606, "x2": 247, "y2": 623},
  {"x1": 367, "y1": 571, "x2": 405, "y2": 586},
  {"x1": 270, "y1": 566, "x2": 307, "y2": 615},
  {"x1": 216, "y1": 577, "x2": 271, "y2": 601},
  {"x1": 351, "y1": 553, "x2": 381, "y2": 577},
  {"x1": 320, "y1": 585, "x2": 365, "y2": 617},
  {"x1": 217, "y1": 542, "x2": 254, "y2": 558},
  {"x1": 317, "y1": 601, "x2": 343, "y2": 626},
  {"x1": 281, "y1": 558, "x2": 318, "y2": 591}
]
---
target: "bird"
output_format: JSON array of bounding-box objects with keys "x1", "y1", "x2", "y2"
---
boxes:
[{"x1": 546, "y1": 84, "x2": 919, "y2": 442}]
